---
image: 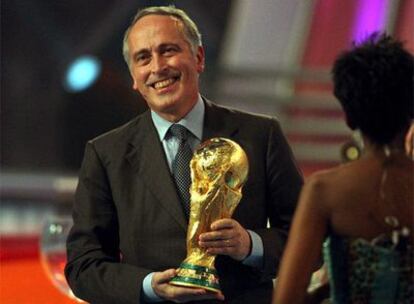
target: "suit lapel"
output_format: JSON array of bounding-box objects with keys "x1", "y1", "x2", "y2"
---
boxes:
[
  {"x1": 125, "y1": 112, "x2": 187, "y2": 230},
  {"x1": 202, "y1": 99, "x2": 239, "y2": 141}
]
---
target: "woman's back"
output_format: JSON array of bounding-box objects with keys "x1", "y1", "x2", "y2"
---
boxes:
[
  {"x1": 320, "y1": 151, "x2": 413, "y2": 241},
  {"x1": 320, "y1": 150, "x2": 413, "y2": 303}
]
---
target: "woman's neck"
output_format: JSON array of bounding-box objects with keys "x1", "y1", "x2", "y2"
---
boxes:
[{"x1": 361, "y1": 133, "x2": 405, "y2": 159}]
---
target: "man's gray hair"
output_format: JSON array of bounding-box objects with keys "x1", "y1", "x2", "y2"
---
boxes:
[{"x1": 122, "y1": 6, "x2": 202, "y2": 68}]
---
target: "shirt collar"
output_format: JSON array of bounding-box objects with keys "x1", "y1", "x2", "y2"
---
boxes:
[{"x1": 151, "y1": 94, "x2": 204, "y2": 141}]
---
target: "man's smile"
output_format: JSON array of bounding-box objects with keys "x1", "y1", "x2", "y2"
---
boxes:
[{"x1": 151, "y1": 76, "x2": 180, "y2": 89}]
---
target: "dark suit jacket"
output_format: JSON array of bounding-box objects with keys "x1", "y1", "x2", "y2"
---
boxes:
[{"x1": 65, "y1": 100, "x2": 303, "y2": 304}]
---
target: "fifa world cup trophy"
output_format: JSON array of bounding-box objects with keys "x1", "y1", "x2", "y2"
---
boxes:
[{"x1": 170, "y1": 138, "x2": 249, "y2": 292}]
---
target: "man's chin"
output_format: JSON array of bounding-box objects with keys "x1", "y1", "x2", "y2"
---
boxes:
[
  {"x1": 154, "y1": 96, "x2": 178, "y2": 109},
  {"x1": 149, "y1": 99, "x2": 180, "y2": 116}
]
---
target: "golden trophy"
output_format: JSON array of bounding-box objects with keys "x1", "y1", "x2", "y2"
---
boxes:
[{"x1": 170, "y1": 138, "x2": 249, "y2": 292}]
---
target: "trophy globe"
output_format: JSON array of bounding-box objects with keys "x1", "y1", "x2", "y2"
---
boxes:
[{"x1": 39, "y1": 215, "x2": 84, "y2": 302}]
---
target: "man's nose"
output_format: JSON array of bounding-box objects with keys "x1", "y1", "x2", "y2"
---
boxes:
[{"x1": 150, "y1": 54, "x2": 167, "y2": 74}]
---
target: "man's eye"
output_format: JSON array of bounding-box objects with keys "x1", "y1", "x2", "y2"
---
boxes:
[
  {"x1": 163, "y1": 48, "x2": 177, "y2": 55},
  {"x1": 135, "y1": 54, "x2": 150, "y2": 65}
]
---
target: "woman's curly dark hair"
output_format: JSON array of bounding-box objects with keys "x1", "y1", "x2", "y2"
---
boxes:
[{"x1": 332, "y1": 32, "x2": 413, "y2": 145}]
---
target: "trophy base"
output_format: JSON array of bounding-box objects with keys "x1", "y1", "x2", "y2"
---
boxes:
[{"x1": 169, "y1": 263, "x2": 221, "y2": 293}]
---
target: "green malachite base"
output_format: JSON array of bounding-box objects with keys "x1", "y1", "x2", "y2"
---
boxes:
[{"x1": 170, "y1": 263, "x2": 221, "y2": 292}]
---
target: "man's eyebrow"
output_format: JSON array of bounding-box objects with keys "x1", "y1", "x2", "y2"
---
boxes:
[
  {"x1": 159, "y1": 43, "x2": 181, "y2": 49},
  {"x1": 132, "y1": 49, "x2": 149, "y2": 58},
  {"x1": 131, "y1": 43, "x2": 182, "y2": 58}
]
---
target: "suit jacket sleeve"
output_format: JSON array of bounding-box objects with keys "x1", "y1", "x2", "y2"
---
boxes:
[
  {"x1": 253, "y1": 118, "x2": 303, "y2": 279},
  {"x1": 65, "y1": 142, "x2": 149, "y2": 304}
]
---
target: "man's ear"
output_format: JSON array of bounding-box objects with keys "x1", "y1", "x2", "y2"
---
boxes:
[
  {"x1": 130, "y1": 71, "x2": 139, "y2": 91},
  {"x1": 196, "y1": 46, "x2": 205, "y2": 73},
  {"x1": 132, "y1": 78, "x2": 138, "y2": 90}
]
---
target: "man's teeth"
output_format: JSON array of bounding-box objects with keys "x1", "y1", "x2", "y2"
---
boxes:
[{"x1": 153, "y1": 78, "x2": 176, "y2": 89}]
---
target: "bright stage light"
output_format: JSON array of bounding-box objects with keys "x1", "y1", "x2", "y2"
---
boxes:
[{"x1": 64, "y1": 55, "x2": 101, "y2": 92}]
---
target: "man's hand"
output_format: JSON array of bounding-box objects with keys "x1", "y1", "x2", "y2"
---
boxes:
[
  {"x1": 152, "y1": 269, "x2": 224, "y2": 303},
  {"x1": 198, "y1": 219, "x2": 251, "y2": 261}
]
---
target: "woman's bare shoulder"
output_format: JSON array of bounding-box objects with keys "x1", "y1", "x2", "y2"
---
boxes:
[
  {"x1": 302, "y1": 162, "x2": 367, "y2": 210},
  {"x1": 308, "y1": 160, "x2": 373, "y2": 185},
  {"x1": 306, "y1": 164, "x2": 349, "y2": 187},
  {"x1": 299, "y1": 169, "x2": 338, "y2": 212}
]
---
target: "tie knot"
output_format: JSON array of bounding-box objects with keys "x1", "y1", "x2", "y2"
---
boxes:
[{"x1": 169, "y1": 124, "x2": 189, "y2": 141}]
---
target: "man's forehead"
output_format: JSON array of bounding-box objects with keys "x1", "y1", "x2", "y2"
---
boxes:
[
  {"x1": 133, "y1": 14, "x2": 183, "y2": 32},
  {"x1": 130, "y1": 15, "x2": 184, "y2": 41},
  {"x1": 128, "y1": 15, "x2": 189, "y2": 53}
]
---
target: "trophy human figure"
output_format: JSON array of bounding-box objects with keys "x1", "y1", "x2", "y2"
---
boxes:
[{"x1": 170, "y1": 138, "x2": 249, "y2": 292}]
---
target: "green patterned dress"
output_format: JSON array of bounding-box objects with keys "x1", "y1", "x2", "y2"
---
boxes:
[{"x1": 324, "y1": 229, "x2": 413, "y2": 303}]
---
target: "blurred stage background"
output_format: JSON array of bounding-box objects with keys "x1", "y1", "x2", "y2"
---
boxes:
[{"x1": 1, "y1": 0, "x2": 413, "y2": 302}]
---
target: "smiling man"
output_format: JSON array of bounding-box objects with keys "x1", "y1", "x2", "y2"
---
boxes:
[
  {"x1": 65, "y1": 6, "x2": 303, "y2": 304},
  {"x1": 127, "y1": 13, "x2": 204, "y2": 122}
]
